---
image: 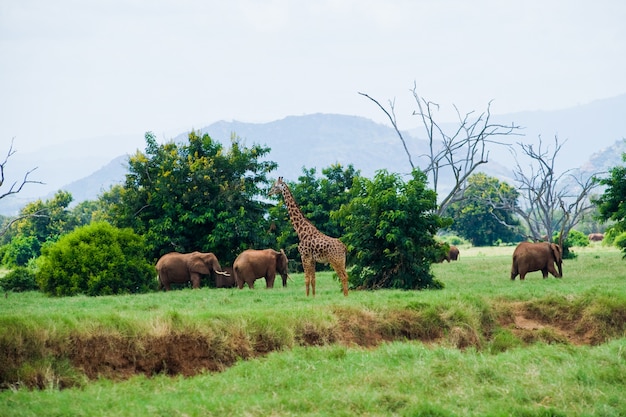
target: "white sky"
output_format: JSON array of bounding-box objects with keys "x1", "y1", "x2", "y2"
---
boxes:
[{"x1": 1, "y1": 0, "x2": 625, "y2": 154}]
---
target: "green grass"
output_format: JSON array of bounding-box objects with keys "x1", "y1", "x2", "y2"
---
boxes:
[{"x1": 1, "y1": 244, "x2": 625, "y2": 416}]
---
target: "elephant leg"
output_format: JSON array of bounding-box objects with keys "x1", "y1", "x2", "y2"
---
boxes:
[
  {"x1": 541, "y1": 268, "x2": 549, "y2": 279},
  {"x1": 302, "y1": 256, "x2": 316, "y2": 296},
  {"x1": 190, "y1": 273, "x2": 201, "y2": 289},
  {"x1": 266, "y1": 275, "x2": 275, "y2": 288}
]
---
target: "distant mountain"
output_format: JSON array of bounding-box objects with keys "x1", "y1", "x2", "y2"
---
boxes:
[
  {"x1": 1, "y1": 94, "x2": 625, "y2": 216},
  {"x1": 187, "y1": 113, "x2": 424, "y2": 180},
  {"x1": 60, "y1": 155, "x2": 129, "y2": 202}
]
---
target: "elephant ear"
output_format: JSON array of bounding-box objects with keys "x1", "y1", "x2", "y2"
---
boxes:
[
  {"x1": 277, "y1": 249, "x2": 288, "y2": 268},
  {"x1": 551, "y1": 243, "x2": 563, "y2": 262},
  {"x1": 189, "y1": 257, "x2": 212, "y2": 274}
]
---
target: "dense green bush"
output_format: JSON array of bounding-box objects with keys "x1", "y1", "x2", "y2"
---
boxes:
[
  {"x1": 564, "y1": 229, "x2": 589, "y2": 247},
  {"x1": 336, "y1": 169, "x2": 447, "y2": 290},
  {"x1": 0, "y1": 266, "x2": 39, "y2": 292},
  {"x1": 36, "y1": 222, "x2": 156, "y2": 296},
  {"x1": 1, "y1": 235, "x2": 41, "y2": 267}
]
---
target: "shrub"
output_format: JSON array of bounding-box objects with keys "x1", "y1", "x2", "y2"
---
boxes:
[
  {"x1": 613, "y1": 232, "x2": 626, "y2": 257},
  {"x1": 564, "y1": 229, "x2": 589, "y2": 247},
  {"x1": 0, "y1": 266, "x2": 39, "y2": 292},
  {"x1": 36, "y1": 222, "x2": 156, "y2": 296},
  {"x1": 1, "y1": 235, "x2": 41, "y2": 267},
  {"x1": 336, "y1": 169, "x2": 447, "y2": 290}
]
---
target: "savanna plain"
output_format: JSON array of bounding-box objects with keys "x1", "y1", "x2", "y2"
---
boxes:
[{"x1": 1, "y1": 244, "x2": 625, "y2": 416}]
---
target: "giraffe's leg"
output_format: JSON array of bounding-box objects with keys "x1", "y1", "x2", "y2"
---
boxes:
[
  {"x1": 330, "y1": 259, "x2": 349, "y2": 296},
  {"x1": 302, "y1": 256, "x2": 316, "y2": 297}
]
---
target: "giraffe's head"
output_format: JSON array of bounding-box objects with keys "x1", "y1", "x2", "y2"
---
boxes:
[{"x1": 268, "y1": 177, "x2": 286, "y2": 197}]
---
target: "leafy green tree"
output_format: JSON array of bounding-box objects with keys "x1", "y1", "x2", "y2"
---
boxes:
[
  {"x1": 336, "y1": 169, "x2": 449, "y2": 290},
  {"x1": 593, "y1": 153, "x2": 626, "y2": 256},
  {"x1": 15, "y1": 190, "x2": 75, "y2": 242},
  {"x1": 0, "y1": 191, "x2": 81, "y2": 266},
  {"x1": 268, "y1": 164, "x2": 359, "y2": 270},
  {"x1": 36, "y1": 222, "x2": 155, "y2": 296},
  {"x1": 103, "y1": 131, "x2": 277, "y2": 263},
  {"x1": 445, "y1": 173, "x2": 521, "y2": 246},
  {"x1": 1, "y1": 235, "x2": 40, "y2": 267}
]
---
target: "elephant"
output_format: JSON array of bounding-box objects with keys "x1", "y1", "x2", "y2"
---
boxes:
[
  {"x1": 215, "y1": 266, "x2": 237, "y2": 288},
  {"x1": 156, "y1": 251, "x2": 229, "y2": 291},
  {"x1": 233, "y1": 249, "x2": 289, "y2": 289},
  {"x1": 510, "y1": 242, "x2": 563, "y2": 280},
  {"x1": 588, "y1": 233, "x2": 604, "y2": 242},
  {"x1": 216, "y1": 266, "x2": 236, "y2": 288},
  {"x1": 449, "y1": 245, "x2": 460, "y2": 261},
  {"x1": 435, "y1": 243, "x2": 459, "y2": 262}
]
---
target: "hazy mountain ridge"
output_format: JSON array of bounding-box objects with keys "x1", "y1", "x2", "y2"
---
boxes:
[{"x1": 1, "y1": 94, "x2": 625, "y2": 216}]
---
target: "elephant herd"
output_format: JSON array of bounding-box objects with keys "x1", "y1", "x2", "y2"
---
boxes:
[
  {"x1": 156, "y1": 240, "x2": 566, "y2": 292},
  {"x1": 156, "y1": 249, "x2": 289, "y2": 291}
]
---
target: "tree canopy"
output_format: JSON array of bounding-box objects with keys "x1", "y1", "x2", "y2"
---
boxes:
[
  {"x1": 594, "y1": 152, "x2": 626, "y2": 255},
  {"x1": 445, "y1": 173, "x2": 521, "y2": 246},
  {"x1": 336, "y1": 169, "x2": 449, "y2": 290},
  {"x1": 103, "y1": 131, "x2": 277, "y2": 263}
]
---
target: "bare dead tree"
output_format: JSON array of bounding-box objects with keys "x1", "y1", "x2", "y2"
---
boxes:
[
  {"x1": 0, "y1": 138, "x2": 45, "y2": 236},
  {"x1": 1, "y1": 139, "x2": 43, "y2": 200},
  {"x1": 359, "y1": 83, "x2": 522, "y2": 215},
  {"x1": 499, "y1": 135, "x2": 600, "y2": 243}
]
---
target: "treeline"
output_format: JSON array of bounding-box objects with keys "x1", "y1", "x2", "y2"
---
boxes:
[{"x1": 1, "y1": 131, "x2": 625, "y2": 296}]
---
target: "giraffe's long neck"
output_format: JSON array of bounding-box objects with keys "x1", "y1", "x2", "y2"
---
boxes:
[{"x1": 280, "y1": 184, "x2": 319, "y2": 239}]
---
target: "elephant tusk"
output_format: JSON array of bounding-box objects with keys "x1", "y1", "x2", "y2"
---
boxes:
[
  {"x1": 216, "y1": 270, "x2": 230, "y2": 276},
  {"x1": 287, "y1": 274, "x2": 294, "y2": 282}
]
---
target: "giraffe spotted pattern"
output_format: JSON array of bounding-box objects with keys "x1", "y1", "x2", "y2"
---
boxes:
[{"x1": 269, "y1": 177, "x2": 349, "y2": 296}]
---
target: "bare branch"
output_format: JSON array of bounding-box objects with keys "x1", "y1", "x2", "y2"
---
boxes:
[
  {"x1": 0, "y1": 138, "x2": 44, "y2": 200},
  {"x1": 358, "y1": 92, "x2": 415, "y2": 169},
  {"x1": 0, "y1": 209, "x2": 49, "y2": 237},
  {"x1": 359, "y1": 84, "x2": 522, "y2": 216},
  {"x1": 502, "y1": 135, "x2": 601, "y2": 243}
]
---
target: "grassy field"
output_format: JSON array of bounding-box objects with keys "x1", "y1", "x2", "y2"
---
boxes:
[{"x1": 1, "y1": 244, "x2": 625, "y2": 416}]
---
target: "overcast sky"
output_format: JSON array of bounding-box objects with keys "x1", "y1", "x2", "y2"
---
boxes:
[{"x1": 1, "y1": 0, "x2": 625, "y2": 154}]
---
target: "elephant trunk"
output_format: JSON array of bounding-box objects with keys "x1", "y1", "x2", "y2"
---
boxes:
[{"x1": 556, "y1": 260, "x2": 563, "y2": 278}]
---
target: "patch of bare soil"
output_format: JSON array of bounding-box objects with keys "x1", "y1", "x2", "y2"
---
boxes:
[
  {"x1": 4, "y1": 301, "x2": 612, "y2": 390},
  {"x1": 504, "y1": 302, "x2": 595, "y2": 346}
]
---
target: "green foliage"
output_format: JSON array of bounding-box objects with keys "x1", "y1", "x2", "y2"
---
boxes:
[
  {"x1": 102, "y1": 131, "x2": 276, "y2": 263},
  {"x1": 440, "y1": 234, "x2": 466, "y2": 246},
  {"x1": 613, "y1": 232, "x2": 626, "y2": 257},
  {"x1": 36, "y1": 222, "x2": 155, "y2": 296},
  {"x1": 594, "y1": 153, "x2": 626, "y2": 256},
  {"x1": 14, "y1": 191, "x2": 75, "y2": 242},
  {"x1": 336, "y1": 169, "x2": 447, "y2": 290},
  {"x1": 563, "y1": 229, "x2": 589, "y2": 247},
  {"x1": 0, "y1": 266, "x2": 38, "y2": 292},
  {"x1": 268, "y1": 165, "x2": 359, "y2": 270},
  {"x1": 445, "y1": 173, "x2": 521, "y2": 246},
  {"x1": 0, "y1": 190, "x2": 100, "y2": 265},
  {"x1": 1, "y1": 235, "x2": 41, "y2": 267}
]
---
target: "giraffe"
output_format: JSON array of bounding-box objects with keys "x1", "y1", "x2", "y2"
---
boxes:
[{"x1": 269, "y1": 177, "x2": 349, "y2": 297}]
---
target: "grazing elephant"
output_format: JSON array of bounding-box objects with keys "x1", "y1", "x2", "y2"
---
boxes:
[
  {"x1": 216, "y1": 266, "x2": 236, "y2": 288},
  {"x1": 233, "y1": 249, "x2": 289, "y2": 289},
  {"x1": 511, "y1": 242, "x2": 563, "y2": 280},
  {"x1": 588, "y1": 233, "x2": 604, "y2": 242},
  {"x1": 449, "y1": 245, "x2": 460, "y2": 261},
  {"x1": 156, "y1": 251, "x2": 229, "y2": 291}
]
